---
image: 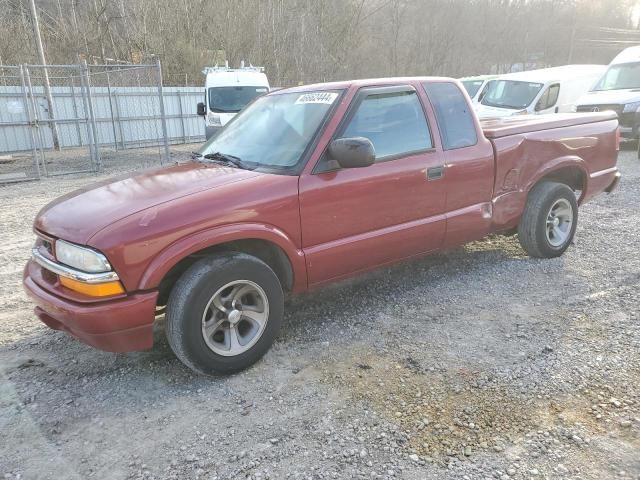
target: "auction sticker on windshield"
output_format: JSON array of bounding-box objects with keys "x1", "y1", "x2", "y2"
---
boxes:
[{"x1": 295, "y1": 92, "x2": 338, "y2": 105}]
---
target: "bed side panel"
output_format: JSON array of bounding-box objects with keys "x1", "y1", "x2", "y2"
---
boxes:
[{"x1": 490, "y1": 118, "x2": 618, "y2": 230}]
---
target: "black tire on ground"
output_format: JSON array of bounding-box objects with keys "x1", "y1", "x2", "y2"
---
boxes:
[
  {"x1": 517, "y1": 181, "x2": 578, "y2": 258},
  {"x1": 165, "y1": 252, "x2": 284, "y2": 375}
]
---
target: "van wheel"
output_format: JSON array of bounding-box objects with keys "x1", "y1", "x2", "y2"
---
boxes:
[
  {"x1": 517, "y1": 181, "x2": 578, "y2": 258},
  {"x1": 165, "y1": 252, "x2": 284, "y2": 375}
]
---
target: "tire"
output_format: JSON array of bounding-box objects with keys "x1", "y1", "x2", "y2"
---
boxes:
[
  {"x1": 517, "y1": 181, "x2": 578, "y2": 258},
  {"x1": 165, "y1": 252, "x2": 284, "y2": 375}
]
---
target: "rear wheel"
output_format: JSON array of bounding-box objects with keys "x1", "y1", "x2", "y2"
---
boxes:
[
  {"x1": 517, "y1": 181, "x2": 578, "y2": 258},
  {"x1": 165, "y1": 252, "x2": 284, "y2": 375}
]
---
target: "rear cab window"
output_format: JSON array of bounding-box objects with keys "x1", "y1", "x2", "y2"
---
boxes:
[{"x1": 422, "y1": 82, "x2": 478, "y2": 150}]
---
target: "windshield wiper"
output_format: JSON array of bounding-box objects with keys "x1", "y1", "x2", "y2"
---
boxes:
[{"x1": 202, "y1": 152, "x2": 254, "y2": 170}]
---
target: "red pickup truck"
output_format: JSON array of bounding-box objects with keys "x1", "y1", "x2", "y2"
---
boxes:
[{"x1": 24, "y1": 77, "x2": 620, "y2": 375}]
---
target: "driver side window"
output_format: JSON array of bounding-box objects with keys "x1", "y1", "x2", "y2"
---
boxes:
[{"x1": 339, "y1": 90, "x2": 432, "y2": 160}]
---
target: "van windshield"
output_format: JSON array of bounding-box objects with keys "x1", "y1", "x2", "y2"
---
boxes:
[
  {"x1": 592, "y1": 62, "x2": 640, "y2": 91},
  {"x1": 196, "y1": 90, "x2": 341, "y2": 173},
  {"x1": 461, "y1": 80, "x2": 484, "y2": 97},
  {"x1": 481, "y1": 80, "x2": 543, "y2": 110},
  {"x1": 208, "y1": 86, "x2": 269, "y2": 113}
]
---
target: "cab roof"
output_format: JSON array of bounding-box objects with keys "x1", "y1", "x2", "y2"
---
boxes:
[
  {"x1": 611, "y1": 46, "x2": 640, "y2": 65},
  {"x1": 205, "y1": 70, "x2": 269, "y2": 88},
  {"x1": 269, "y1": 76, "x2": 459, "y2": 94}
]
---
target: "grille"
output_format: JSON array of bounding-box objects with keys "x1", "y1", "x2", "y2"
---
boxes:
[{"x1": 576, "y1": 104, "x2": 623, "y2": 114}]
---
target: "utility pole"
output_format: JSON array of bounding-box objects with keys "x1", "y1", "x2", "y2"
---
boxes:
[{"x1": 29, "y1": 0, "x2": 60, "y2": 150}]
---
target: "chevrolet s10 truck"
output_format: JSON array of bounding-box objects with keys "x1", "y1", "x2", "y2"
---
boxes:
[{"x1": 24, "y1": 77, "x2": 621, "y2": 375}]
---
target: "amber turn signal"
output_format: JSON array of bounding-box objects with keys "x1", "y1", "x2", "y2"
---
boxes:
[{"x1": 59, "y1": 276, "x2": 125, "y2": 297}]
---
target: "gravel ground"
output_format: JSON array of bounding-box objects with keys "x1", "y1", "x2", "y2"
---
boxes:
[{"x1": 0, "y1": 148, "x2": 638, "y2": 480}]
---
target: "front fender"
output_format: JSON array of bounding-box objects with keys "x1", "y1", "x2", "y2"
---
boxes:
[{"x1": 138, "y1": 223, "x2": 307, "y2": 292}]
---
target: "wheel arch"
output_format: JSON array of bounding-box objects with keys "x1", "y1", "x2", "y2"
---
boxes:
[
  {"x1": 139, "y1": 224, "x2": 306, "y2": 304},
  {"x1": 526, "y1": 157, "x2": 589, "y2": 203}
]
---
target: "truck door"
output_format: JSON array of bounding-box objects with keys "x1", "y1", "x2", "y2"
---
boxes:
[
  {"x1": 534, "y1": 83, "x2": 561, "y2": 114},
  {"x1": 298, "y1": 85, "x2": 447, "y2": 286},
  {"x1": 421, "y1": 81, "x2": 495, "y2": 247}
]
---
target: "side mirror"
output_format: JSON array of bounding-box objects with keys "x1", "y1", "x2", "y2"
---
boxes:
[
  {"x1": 197, "y1": 102, "x2": 206, "y2": 116},
  {"x1": 328, "y1": 137, "x2": 375, "y2": 169}
]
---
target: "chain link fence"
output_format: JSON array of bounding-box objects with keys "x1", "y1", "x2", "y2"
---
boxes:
[{"x1": 0, "y1": 61, "x2": 205, "y2": 184}]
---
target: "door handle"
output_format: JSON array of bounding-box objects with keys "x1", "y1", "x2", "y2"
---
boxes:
[{"x1": 427, "y1": 165, "x2": 444, "y2": 180}]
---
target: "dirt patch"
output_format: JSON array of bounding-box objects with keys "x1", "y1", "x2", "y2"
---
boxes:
[{"x1": 322, "y1": 347, "x2": 619, "y2": 462}]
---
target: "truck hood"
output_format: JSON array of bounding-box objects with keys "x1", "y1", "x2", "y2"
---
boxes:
[
  {"x1": 35, "y1": 161, "x2": 261, "y2": 244},
  {"x1": 576, "y1": 89, "x2": 640, "y2": 107}
]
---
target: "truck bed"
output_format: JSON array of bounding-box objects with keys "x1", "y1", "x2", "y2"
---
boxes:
[
  {"x1": 480, "y1": 111, "x2": 618, "y2": 138},
  {"x1": 484, "y1": 110, "x2": 619, "y2": 232}
]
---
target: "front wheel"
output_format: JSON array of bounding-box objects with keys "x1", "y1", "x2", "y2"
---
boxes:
[
  {"x1": 165, "y1": 252, "x2": 284, "y2": 375},
  {"x1": 517, "y1": 181, "x2": 578, "y2": 258}
]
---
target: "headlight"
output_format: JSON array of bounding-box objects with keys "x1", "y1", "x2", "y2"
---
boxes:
[
  {"x1": 55, "y1": 240, "x2": 112, "y2": 273},
  {"x1": 622, "y1": 101, "x2": 640, "y2": 113},
  {"x1": 207, "y1": 112, "x2": 222, "y2": 126}
]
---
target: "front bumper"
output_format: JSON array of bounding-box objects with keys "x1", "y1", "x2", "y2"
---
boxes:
[
  {"x1": 619, "y1": 125, "x2": 637, "y2": 140},
  {"x1": 23, "y1": 260, "x2": 158, "y2": 352}
]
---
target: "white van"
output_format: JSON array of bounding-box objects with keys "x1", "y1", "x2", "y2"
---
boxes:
[
  {"x1": 459, "y1": 75, "x2": 498, "y2": 103},
  {"x1": 197, "y1": 63, "x2": 270, "y2": 139},
  {"x1": 575, "y1": 46, "x2": 640, "y2": 141},
  {"x1": 476, "y1": 65, "x2": 606, "y2": 118}
]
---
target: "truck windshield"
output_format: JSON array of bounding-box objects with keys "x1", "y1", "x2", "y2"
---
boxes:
[
  {"x1": 208, "y1": 86, "x2": 269, "y2": 113},
  {"x1": 196, "y1": 90, "x2": 341, "y2": 172},
  {"x1": 461, "y1": 80, "x2": 484, "y2": 97},
  {"x1": 481, "y1": 80, "x2": 543, "y2": 110},
  {"x1": 592, "y1": 62, "x2": 640, "y2": 91}
]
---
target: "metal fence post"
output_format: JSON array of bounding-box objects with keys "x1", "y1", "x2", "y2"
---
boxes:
[
  {"x1": 24, "y1": 65, "x2": 48, "y2": 176},
  {"x1": 69, "y1": 77, "x2": 83, "y2": 146},
  {"x1": 105, "y1": 68, "x2": 119, "y2": 151},
  {"x1": 177, "y1": 91, "x2": 187, "y2": 143},
  {"x1": 78, "y1": 62, "x2": 96, "y2": 169},
  {"x1": 113, "y1": 91, "x2": 125, "y2": 149},
  {"x1": 81, "y1": 61, "x2": 102, "y2": 171},
  {"x1": 156, "y1": 58, "x2": 170, "y2": 164},
  {"x1": 19, "y1": 64, "x2": 41, "y2": 179}
]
